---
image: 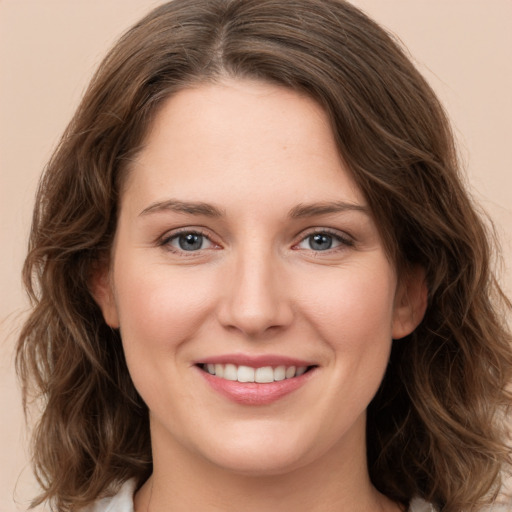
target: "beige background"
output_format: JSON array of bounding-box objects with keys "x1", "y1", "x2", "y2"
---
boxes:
[{"x1": 1, "y1": 1, "x2": 511, "y2": 510}]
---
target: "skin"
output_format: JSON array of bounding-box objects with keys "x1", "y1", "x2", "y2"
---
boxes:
[{"x1": 94, "y1": 78, "x2": 426, "y2": 512}]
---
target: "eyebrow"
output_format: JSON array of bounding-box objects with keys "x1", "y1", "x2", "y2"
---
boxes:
[
  {"x1": 139, "y1": 199, "x2": 225, "y2": 217},
  {"x1": 138, "y1": 199, "x2": 369, "y2": 219},
  {"x1": 288, "y1": 201, "x2": 369, "y2": 218}
]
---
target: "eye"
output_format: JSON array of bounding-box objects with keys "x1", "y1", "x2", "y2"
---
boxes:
[
  {"x1": 296, "y1": 231, "x2": 353, "y2": 251},
  {"x1": 164, "y1": 231, "x2": 215, "y2": 252}
]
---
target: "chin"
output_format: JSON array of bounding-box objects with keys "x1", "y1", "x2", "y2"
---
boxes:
[
  {"x1": 192, "y1": 425, "x2": 324, "y2": 477},
  {"x1": 206, "y1": 448, "x2": 310, "y2": 477}
]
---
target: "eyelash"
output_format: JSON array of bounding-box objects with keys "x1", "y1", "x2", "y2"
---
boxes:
[
  {"x1": 158, "y1": 228, "x2": 217, "y2": 255},
  {"x1": 157, "y1": 228, "x2": 354, "y2": 256},
  {"x1": 294, "y1": 229, "x2": 354, "y2": 252}
]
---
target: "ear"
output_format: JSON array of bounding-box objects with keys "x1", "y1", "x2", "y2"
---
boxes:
[
  {"x1": 392, "y1": 265, "x2": 428, "y2": 340},
  {"x1": 89, "y1": 262, "x2": 120, "y2": 329}
]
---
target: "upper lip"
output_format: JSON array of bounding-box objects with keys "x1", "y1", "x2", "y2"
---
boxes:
[{"x1": 194, "y1": 353, "x2": 317, "y2": 368}]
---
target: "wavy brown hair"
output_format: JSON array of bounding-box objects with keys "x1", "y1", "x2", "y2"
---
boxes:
[{"x1": 17, "y1": 1, "x2": 512, "y2": 511}]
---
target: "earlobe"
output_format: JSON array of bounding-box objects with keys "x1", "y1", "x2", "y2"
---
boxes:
[
  {"x1": 89, "y1": 264, "x2": 120, "y2": 329},
  {"x1": 392, "y1": 266, "x2": 428, "y2": 340}
]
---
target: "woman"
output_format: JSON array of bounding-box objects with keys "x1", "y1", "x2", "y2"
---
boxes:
[{"x1": 16, "y1": 1, "x2": 512, "y2": 511}]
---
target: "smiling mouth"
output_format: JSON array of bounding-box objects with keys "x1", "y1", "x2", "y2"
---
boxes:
[{"x1": 198, "y1": 363, "x2": 316, "y2": 383}]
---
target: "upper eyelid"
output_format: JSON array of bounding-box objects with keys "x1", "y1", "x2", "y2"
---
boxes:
[
  {"x1": 160, "y1": 226, "x2": 213, "y2": 239},
  {"x1": 159, "y1": 227, "x2": 218, "y2": 247},
  {"x1": 295, "y1": 227, "x2": 354, "y2": 242},
  {"x1": 292, "y1": 229, "x2": 355, "y2": 253},
  {"x1": 156, "y1": 230, "x2": 222, "y2": 259},
  {"x1": 156, "y1": 226, "x2": 354, "y2": 248}
]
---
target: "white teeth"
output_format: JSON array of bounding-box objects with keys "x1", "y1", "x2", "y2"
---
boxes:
[
  {"x1": 223, "y1": 364, "x2": 237, "y2": 381},
  {"x1": 273, "y1": 366, "x2": 286, "y2": 381},
  {"x1": 285, "y1": 366, "x2": 296, "y2": 379},
  {"x1": 215, "y1": 363, "x2": 224, "y2": 378},
  {"x1": 296, "y1": 366, "x2": 307, "y2": 376},
  {"x1": 255, "y1": 366, "x2": 274, "y2": 383},
  {"x1": 203, "y1": 363, "x2": 310, "y2": 382},
  {"x1": 237, "y1": 365, "x2": 255, "y2": 382}
]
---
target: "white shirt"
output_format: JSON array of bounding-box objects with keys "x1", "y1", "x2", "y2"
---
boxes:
[{"x1": 83, "y1": 479, "x2": 436, "y2": 511}]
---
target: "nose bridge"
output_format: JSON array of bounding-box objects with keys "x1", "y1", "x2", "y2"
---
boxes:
[{"x1": 219, "y1": 238, "x2": 292, "y2": 336}]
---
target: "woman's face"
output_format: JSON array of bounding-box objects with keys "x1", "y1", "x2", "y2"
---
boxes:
[{"x1": 95, "y1": 79, "x2": 424, "y2": 476}]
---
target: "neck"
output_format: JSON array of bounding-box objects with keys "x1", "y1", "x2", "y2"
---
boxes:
[{"x1": 134, "y1": 417, "x2": 399, "y2": 512}]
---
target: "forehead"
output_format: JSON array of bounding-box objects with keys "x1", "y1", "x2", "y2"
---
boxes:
[{"x1": 122, "y1": 78, "x2": 366, "y2": 215}]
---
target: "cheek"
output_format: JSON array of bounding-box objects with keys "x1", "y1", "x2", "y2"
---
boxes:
[
  {"x1": 111, "y1": 260, "x2": 221, "y2": 414},
  {"x1": 316, "y1": 268, "x2": 397, "y2": 416},
  {"x1": 113, "y1": 259, "x2": 218, "y2": 356},
  {"x1": 301, "y1": 261, "x2": 396, "y2": 345},
  {"x1": 297, "y1": 260, "x2": 397, "y2": 405}
]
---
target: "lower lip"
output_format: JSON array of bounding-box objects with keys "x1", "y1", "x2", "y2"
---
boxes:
[{"x1": 197, "y1": 367, "x2": 316, "y2": 405}]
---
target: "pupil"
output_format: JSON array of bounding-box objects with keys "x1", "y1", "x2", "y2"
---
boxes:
[
  {"x1": 179, "y1": 233, "x2": 202, "y2": 251},
  {"x1": 310, "y1": 233, "x2": 332, "y2": 250}
]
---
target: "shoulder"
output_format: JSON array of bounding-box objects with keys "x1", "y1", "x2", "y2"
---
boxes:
[{"x1": 81, "y1": 479, "x2": 136, "y2": 512}]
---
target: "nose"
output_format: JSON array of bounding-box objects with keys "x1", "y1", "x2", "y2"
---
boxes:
[{"x1": 217, "y1": 247, "x2": 293, "y2": 338}]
